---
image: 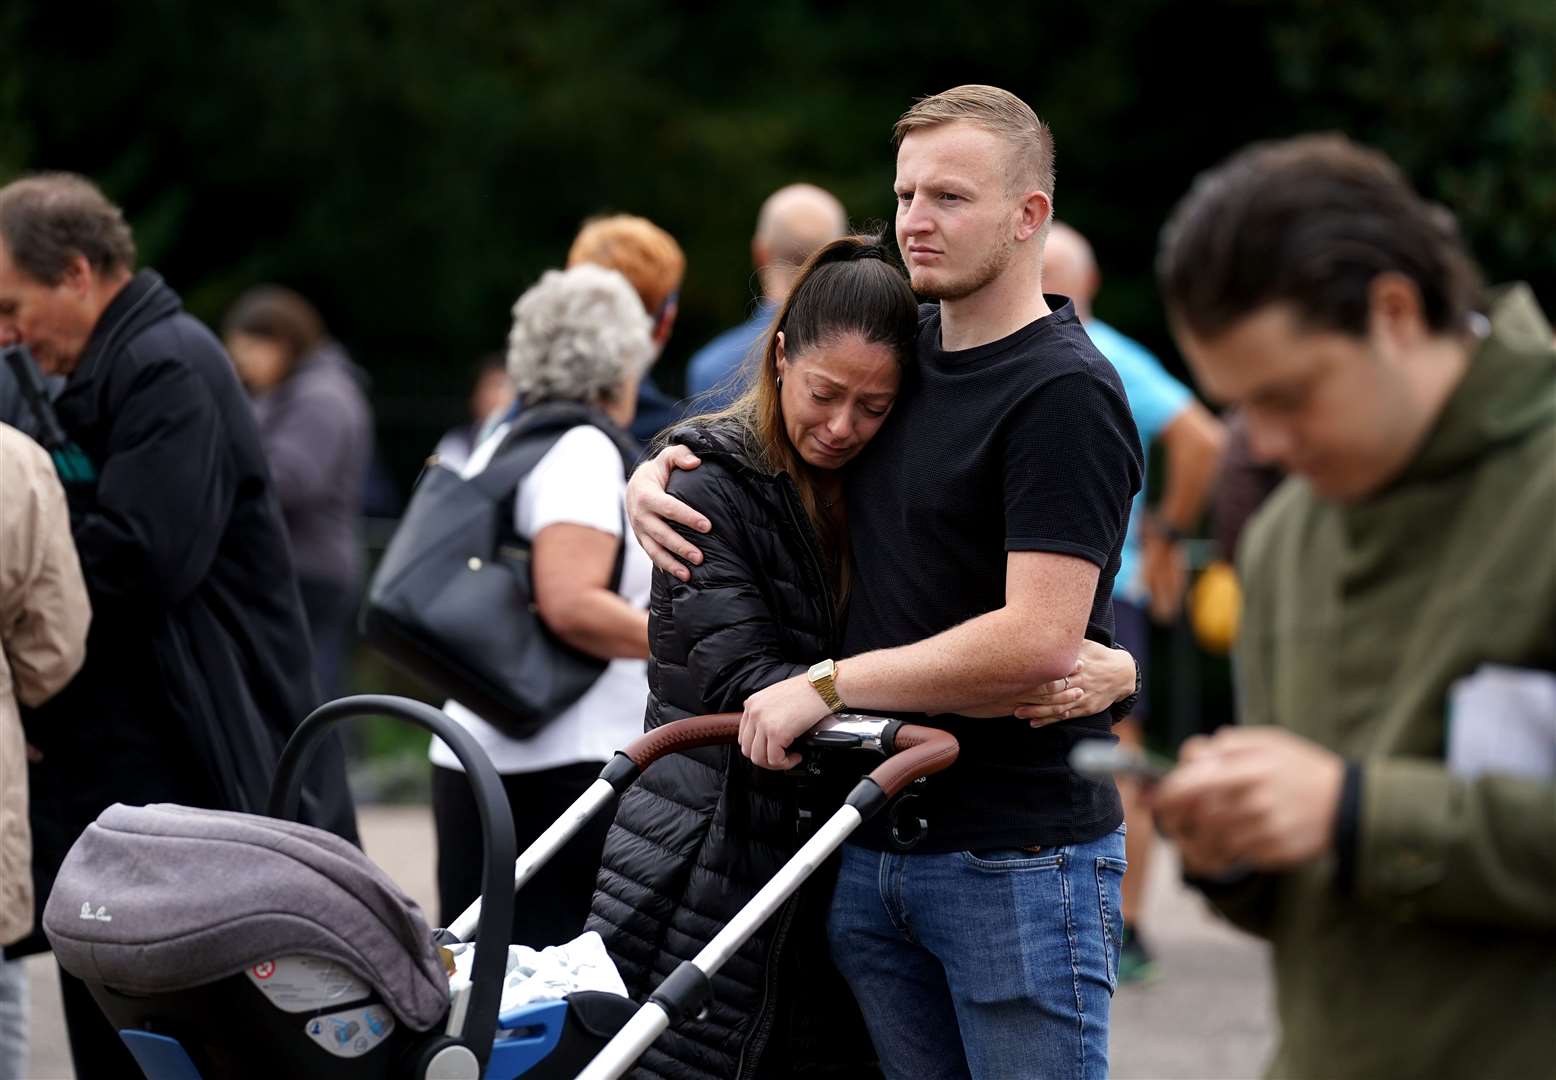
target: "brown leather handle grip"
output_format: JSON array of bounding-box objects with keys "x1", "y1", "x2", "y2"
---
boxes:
[
  {"x1": 866, "y1": 724, "x2": 959, "y2": 799},
  {"x1": 622, "y1": 715, "x2": 959, "y2": 796},
  {"x1": 623, "y1": 713, "x2": 742, "y2": 768}
]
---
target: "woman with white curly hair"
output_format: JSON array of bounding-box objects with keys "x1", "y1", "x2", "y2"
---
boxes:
[{"x1": 428, "y1": 263, "x2": 655, "y2": 948}]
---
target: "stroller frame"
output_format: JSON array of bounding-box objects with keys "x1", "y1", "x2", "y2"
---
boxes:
[{"x1": 89, "y1": 694, "x2": 957, "y2": 1079}]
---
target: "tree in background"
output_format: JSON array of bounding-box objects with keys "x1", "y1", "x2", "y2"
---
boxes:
[{"x1": 5, "y1": 0, "x2": 1551, "y2": 484}]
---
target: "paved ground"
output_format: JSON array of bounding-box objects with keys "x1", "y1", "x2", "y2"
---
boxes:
[{"x1": 21, "y1": 806, "x2": 1273, "y2": 1078}]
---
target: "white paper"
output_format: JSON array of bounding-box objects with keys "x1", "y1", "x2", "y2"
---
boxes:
[
  {"x1": 1446, "y1": 664, "x2": 1556, "y2": 780},
  {"x1": 446, "y1": 930, "x2": 629, "y2": 1018}
]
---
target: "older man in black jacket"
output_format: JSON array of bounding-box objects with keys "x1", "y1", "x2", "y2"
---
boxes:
[{"x1": 0, "y1": 172, "x2": 358, "y2": 1078}]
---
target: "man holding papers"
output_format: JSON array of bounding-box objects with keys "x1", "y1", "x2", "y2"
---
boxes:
[{"x1": 1151, "y1": 135, "x2": 1556, "y2": 1080}]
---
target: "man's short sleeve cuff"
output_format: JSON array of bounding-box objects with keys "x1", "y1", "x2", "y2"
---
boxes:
[{"x1": 1005, "y1": 537, "x2": 1109, "y2": 567}]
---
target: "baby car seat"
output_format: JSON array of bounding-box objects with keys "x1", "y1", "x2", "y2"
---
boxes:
[{"x1": 42, "y1": 695, "x2": 635, "y2": 1080}]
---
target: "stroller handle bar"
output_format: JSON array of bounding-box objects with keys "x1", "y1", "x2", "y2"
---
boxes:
[
  {"x1": 619, "y1": 710, "x2": 914, "y2": 771},
  {"x1": 861, "y1": 720, "x2": 959, "y2": 798},
  {"x1": 622, "y1": 712, "x2": 742, "y2": 768},
  {"x1": 445, "y1": 712, "x2": 954, "y2": 946},
  {"x1": 601, "y1": 711, "x2": 950, "y2": 800}
]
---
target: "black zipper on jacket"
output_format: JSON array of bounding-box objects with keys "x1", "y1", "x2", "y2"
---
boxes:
[
  {"x1": 732, "y1": 474, "x2": 834, "y2": 1078},
  {"x1": 776, "y1": 474, "x2": 838, "y2": 648},
  {"x1": 734, "y1": 892, "x2": 800, "y2": 1080}
]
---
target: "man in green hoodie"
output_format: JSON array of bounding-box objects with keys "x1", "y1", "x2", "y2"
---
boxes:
[{"x1": 1149, "y1": 134, "x2": 1555, "y2": 1079}]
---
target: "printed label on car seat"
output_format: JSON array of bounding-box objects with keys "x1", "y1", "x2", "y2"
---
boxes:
[
  {"x1": 303, "y1": 1004, "x2": 395, "y2": 1059},
  {"x1": 244, "y1": 955, "x2": 371, "y2": 1012}
]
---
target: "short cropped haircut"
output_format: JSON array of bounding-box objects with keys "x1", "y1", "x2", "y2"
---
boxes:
[
  {"x1": 507, "y1": 264, "x2": 654, "y2": 406},
  {"x1": 566, "y1": 214, "x2": 685, "y2": 316},
  {"x1": 894, "y1": 85, "x2": 1056, "y2": 203},
  {"x1": 0, "y1": 172, "x2": 136, "y2": 284},
  {"x1": 1158, "y1": 134, "x2": 1483, "y2": 341}
]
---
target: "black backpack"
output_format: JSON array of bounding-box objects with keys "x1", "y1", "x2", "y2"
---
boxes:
[{"x1": 361, "y1": 401, "x2": 639, "y2": 739}]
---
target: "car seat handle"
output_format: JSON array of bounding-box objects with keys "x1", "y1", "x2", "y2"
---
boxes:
[{"x1": 268, "y1": 694, "x2": 515, "y2": 1073}]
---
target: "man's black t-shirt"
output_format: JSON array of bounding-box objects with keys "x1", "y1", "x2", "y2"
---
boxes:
[{"x1": 843, "y1": 299, "x2": 1143, "y2": 852}]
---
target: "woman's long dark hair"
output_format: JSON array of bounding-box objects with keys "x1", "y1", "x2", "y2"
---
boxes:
[{"x1": 701, "y1": 232, "x2": 918, "y2": 602}]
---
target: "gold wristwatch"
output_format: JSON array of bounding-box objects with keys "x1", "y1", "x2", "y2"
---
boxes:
[{"x1": 807, "y1": 658, "x2": 845, "y2": 713}]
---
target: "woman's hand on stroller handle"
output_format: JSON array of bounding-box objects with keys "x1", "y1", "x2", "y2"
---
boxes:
[{"x1": 740, "y1": 674, "x2": 833, "y2": 769}]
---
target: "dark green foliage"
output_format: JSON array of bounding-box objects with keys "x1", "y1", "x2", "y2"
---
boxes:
[{"x1": 7, "y1": 1, "x2": 1552, "y2": 486}]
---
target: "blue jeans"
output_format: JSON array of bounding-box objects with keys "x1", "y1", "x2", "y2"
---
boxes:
[
  {"x1": 827, "y1": 825, "x2": 1127, "y2": 1080},
  {"x1": 0, "y1": 954, "x2": 26, "y2": 1080}
]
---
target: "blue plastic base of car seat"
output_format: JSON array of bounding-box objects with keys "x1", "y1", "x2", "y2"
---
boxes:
[
  {"x1": 115, "y1": 991, "x2": 593, "y2": 1080},
  {"x1": 120, "y1": 1030, "x2": 205, "y2": 1080},
  {"x1": 485, "y1": 999, "x2": 569, "y2": 1078}
]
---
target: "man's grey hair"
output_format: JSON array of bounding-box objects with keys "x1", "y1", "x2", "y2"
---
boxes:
[
  {"x1": 0, "y1": 172, "x2": 136, "y2": 284},
  {"x1": 507, "y1": 264, "x2": 654, "y2": 406}
]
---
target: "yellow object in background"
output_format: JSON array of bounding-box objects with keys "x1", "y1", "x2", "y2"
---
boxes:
[{"x1": 1190, "y1": 560, "x2": 1242, "y2": 654}]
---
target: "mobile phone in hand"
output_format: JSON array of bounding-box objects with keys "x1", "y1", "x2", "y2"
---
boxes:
[{"x1": 1068, "y1": 739, "x2": 1174, "y2": 783}]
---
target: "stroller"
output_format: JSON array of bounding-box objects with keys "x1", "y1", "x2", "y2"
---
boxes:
[{"x1": 43, "y1": 695, "x2": 958, "y2": 1079}]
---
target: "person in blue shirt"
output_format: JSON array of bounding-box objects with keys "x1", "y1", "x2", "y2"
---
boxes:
[
  {"x1": 684, "y1": 183, "x2": 846, "y2": 411},
  {"x1": 1044, "y1": 221, "x2": 1227, "y2": 982}
]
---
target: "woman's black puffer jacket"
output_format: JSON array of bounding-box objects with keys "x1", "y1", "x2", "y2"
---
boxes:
[{"x1": 585, "y1": 424, "x2": 878, "y2": 1080}]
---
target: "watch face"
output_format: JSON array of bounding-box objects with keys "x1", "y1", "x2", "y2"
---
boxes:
[{"x1": 810, "y1": 659, "x2": 835, "y2": 681}]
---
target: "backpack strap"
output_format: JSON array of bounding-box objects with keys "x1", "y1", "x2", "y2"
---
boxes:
[{"x1": 470, "y1": 401, "x2": 640, "y2": 591}]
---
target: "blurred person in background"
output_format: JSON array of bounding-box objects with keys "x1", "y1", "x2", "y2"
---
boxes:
[
  {"x1": 566, "y1": 213, "x2": 685, "y2": 447},
  {"x1": 0, "y1": 423, "x2": 89, "y2": 1080},
  {"x1": 1167, "y1": 409, "x2": 1290, "y2": 662},
  {"x1": 684, "y1": 183, "x2": 848, "y2": 411},
  {"x1": 223, "y1": 285, "x2": 372, "y2": 699},
  {"x1": 1153, "y1": 134, "x2": 1556, "y2": 1079},
  {"x1": 433, "y1": 352, "x2": 514, "y2": 472},
  {"x1": 427, "y1": 264, "x2": 654, "y2": 948},
  {"x1": 1211, "y1": 410, "x2": 1287, "y2": 563},
  {"x1": 0, "y1": 172, "x2": 357, "y2": 1078},
  {"x1": 589, "y1": 233, "x2": 1140, "y2": 1078},
  {"x1": 1041, "y1": 221, "x2": 1227, "y2": 982}
]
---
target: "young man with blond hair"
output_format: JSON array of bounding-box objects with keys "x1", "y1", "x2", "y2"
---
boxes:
[{"x1": 630, "y1": 85, "x2": 1142, "y2": 1079}]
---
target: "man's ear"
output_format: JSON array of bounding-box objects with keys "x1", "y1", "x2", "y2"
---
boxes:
[
  {"x1": 654, "y1": 298, "x2": 678, "y2": 347},
  {"x1": 59, "y1": 253, "x2": 94, "y2": 298},
  {"x1": 1366, "y1": 272, "x2": 1429, "y2": 348},
  {"x1": 1015, "y1": 190, "x2": 1052, "y2": 243}
]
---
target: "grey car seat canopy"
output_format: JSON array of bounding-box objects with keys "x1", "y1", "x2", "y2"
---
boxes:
[{"x1": 43, "y1": 803, "x2": 450, "y2": 1032}]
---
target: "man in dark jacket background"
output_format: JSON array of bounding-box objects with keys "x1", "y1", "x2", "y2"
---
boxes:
[{"x1": 0, "y1": 172, "x2": 358, "y2": 1078}]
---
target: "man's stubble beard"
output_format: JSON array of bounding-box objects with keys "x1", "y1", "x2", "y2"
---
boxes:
[{"x1": 909, "y1": 232, "x2": 1016, "y2": 302}]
